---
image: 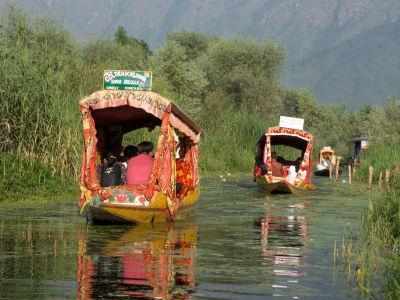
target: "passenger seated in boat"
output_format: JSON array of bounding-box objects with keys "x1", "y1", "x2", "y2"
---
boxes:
[
  {"x1": 321, "y1": 156, "x2": 331, "y2": 168},
  {"x1": 101, "y1": 153, "x2": 123, "y2": 187},
  {"x1": 287, "y1": 165, "x2": 297, "y2": 184},
  {"x1": 176, "y1": 141, "x2": 189, "y2": 195},
  {"x1": 121, "y1": 145, "x2": 138, "y2": 183},
  {"x1": 255, "y1": 135, "x2": 268, "y2": 175},
  {"x1": 271, "y1": 151, "x2": 283, "y2": 177},
  {"x1": 123, "y1": 145, "x2": 138, "y2": 161},
  {"x1": 126, "y1": 141, "x2": 154, "y2": 185},
  {"x1": 295, "y1": 157, "x2": 303, "y2": 172}
]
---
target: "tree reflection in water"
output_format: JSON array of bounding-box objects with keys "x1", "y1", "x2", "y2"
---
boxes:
[
  {"x1": 77, "y1": 223, "x2": 197, "y2": 300},
  {"x1": 256, "y1": 198, "x2": 309, "y2": 297}
]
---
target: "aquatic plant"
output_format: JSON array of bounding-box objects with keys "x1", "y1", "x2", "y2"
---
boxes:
[{"x1": 342, "y1": 172, "x2": 400, "y2": 299}]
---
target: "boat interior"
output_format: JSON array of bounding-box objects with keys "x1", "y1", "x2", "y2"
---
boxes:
[
  {"x1": 90, "y1": 106, "x2": 196, "y2": 198},
  {"x1": 269, "y1": 135, "x2": 308, "y2": 177}
]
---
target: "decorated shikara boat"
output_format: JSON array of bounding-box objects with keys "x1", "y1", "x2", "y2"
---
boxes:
[
  {"x1": 314, "y1": 146, "x2": 336, "y2": 177},
  {"x1": 254, "y1": 117, "x2": 315, "y2": 193},
  {"x1": 79, "y1": 90, "x2": 201, "y2": 224}
]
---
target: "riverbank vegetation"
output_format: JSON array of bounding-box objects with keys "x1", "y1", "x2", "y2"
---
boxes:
[
  {"x1": 0, "y1": 8, "x2": 399, "y2": 196},
  {"x1": 341, "y1": 145, "x2": 400, "y2": 299},
  {"x1": 342, "y1": 109, "x2": 400, "y2": 299}
]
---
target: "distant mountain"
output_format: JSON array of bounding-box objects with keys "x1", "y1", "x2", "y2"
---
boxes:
[
  {"x1": 1, "y1": 0, "x2": 400, "y2": 106},
  {"x1": 287, "y1": 19, "x2": 400, "y2": 105}
]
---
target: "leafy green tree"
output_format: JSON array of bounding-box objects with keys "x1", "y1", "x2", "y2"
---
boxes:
[
  {"x1": 151, "y1": 40, "x2": 208, "y2": 116},
  {"x1": 167, "y1": 31, "x2": 210, "y2": 60},
  {"x1": 203, "y1": 38, "x2": 284, "y2": 113},
  {"x1": 114, "y1": 25, "x2": 151, "y2": 57}
]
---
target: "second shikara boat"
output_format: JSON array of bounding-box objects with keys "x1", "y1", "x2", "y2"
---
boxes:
[
  {"x1": 79, "y1": 88, "x2": 201, "y2": 224},
  {"x1": 254, "y1": 116, "x2": 315, "y2": 193}
]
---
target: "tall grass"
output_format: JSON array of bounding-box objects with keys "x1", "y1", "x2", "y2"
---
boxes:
[
  {"x1": 0, "y1": 9, "x2": 83, "y2": 185},
  {"x1": 199, "y1": 109, "x2": 270, "y2": 173},
  {"x1": 0, "y1": 153, "x2": 75, "y2": 201},
  {"x1": 343, "y1": 183, "x2": 400, "y2": 299},
  {"x1": 355, "y1": 144, "x2": 400, "y2": 183},
  {"x1": 342, "y1": 144, "x2": 400, "y2": 298}
]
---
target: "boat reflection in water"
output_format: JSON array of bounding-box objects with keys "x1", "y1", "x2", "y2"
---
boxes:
[
  {"x1": 256, "y1": 198, "x2": 309, "y2": 297},
  {"x1": 77, "y1": 223, "x2": 197, "y2": 299}
]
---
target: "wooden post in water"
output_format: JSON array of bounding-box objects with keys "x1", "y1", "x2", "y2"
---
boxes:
[
  {"x1": 379, "y1": 171, "x2": 383, "y2": 190},
  {"x1": 385, "y1": 169, "x2": 391, "y2": 187},
  {"x1": 348, "y1": 165, "x2": 352, "y2": 184},
  {"x1": 335, "y1": 157, "x2": 341, "y2": 181},
  {"x1": 368, "y1": 166, "x2": 374, "y2": 190}
]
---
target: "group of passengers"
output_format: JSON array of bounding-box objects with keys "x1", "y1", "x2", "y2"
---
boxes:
[
  {"x1": 101, "y1": 141, "x2": 154, "y2": 187},
  {"x1": 256, "y1": 147, "x2": 306, "y2": 184}
]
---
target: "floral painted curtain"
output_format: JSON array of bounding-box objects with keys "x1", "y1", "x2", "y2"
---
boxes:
[
  {"x1": 80, "y1": 112, "x2": 100, "y2": 208},
  {"x1": 150, "y1": 105, "x2": 177, "y2": 219}
]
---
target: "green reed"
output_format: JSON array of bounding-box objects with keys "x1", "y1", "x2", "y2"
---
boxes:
[
  {"x1": 0, "y1": 153, "x2": 75, "y2": 201},
  {"x1": 355, "y1": 144, "x2": 400, "y2": 183},
  {"x1": 341, "y1": 170, "x2": 400, "y2": 299},
  {"x1": 199, "y1": 109, "x2": 270, "y2": 173}
]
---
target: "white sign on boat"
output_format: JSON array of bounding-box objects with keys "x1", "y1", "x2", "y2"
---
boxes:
[{"x1": 279, "y1": 116, "x2": 304, "y2": 130}]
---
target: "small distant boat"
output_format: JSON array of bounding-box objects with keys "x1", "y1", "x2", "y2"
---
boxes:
[
  {"x1": 254, "y1": 116, "x2": 315, "y2": 193},
  {"x1": 79, "y1": 89, "x2": 201, "y2": 224},
  {"x1": 314, "y1": 146, "x2": 336, "y2": 177}
]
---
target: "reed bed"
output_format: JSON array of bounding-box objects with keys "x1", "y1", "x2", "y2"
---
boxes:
[
  {"x1": 340, "y1": 145, "x2": 400, "y2": 299},
  {"x1": 355, "y1": 145, "x2": 400, "y2": 184}
]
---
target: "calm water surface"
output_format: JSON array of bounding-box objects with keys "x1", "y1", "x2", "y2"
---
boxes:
[{"x1": 0, "y1": 176, "x2": 366, "y2": 299}]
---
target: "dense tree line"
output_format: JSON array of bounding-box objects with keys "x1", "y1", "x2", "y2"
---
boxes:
[{"x1": 0, "y1": 8, "x2": 399, "y2": 190}]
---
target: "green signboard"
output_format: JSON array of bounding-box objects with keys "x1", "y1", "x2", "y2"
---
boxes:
[{"x1": 103, "y1": 70, "x2": 152, "y2": 91}]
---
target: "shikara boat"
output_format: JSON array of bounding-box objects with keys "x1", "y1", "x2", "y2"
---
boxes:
[
  {"x1": 314, "y1": 146, "x2": 336, "y2": 177},
  {"x1": 77, "y1": 223, "x2": 197, "y2": 299},
  {"x1": 79, "y1": 90, "x2": 201, "y2": 224},
  {"x1": 254, "y1": 119, "x2": 315, "y2": 193}
]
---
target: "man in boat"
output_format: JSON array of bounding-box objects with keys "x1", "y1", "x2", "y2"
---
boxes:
[
  {"x1": 121, "y1": 145, "x2": 138, "y2": 183},
  {"x1": 126, "y1": 141, "x2": 154, "y2": 185},
  {"x1": 101, "y1": 153, "x2": 123, "y2": 187},
  {"x1": 271, "y1": 151, "x2": 283, "y2": 177},
  {"x1": 176, "y1": 139, "x2": 191, "y2": 196}
]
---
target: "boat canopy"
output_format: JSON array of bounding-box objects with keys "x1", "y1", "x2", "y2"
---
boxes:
[
  {"x1": 320, "y1": 146, "x2": 334, "y2": 157},
  {"x1": 320, "y1": 146, "x2": 334, "y2": 154},
  {"x1": 266, "y1": 127, "x2": 312, "y2": 151},
  {"x1": 80, "y1": 90, "x2": 201, "y2": 143}
]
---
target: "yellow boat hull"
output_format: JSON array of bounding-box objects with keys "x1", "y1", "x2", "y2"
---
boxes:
[
  {"x1": 85, "y1": 188, "x2": 200, "y2": 224},
  {"x1": 256, "y1": 176, "x2": 315, "y2": 194}
]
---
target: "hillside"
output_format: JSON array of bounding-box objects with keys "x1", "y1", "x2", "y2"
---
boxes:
[
  {"x1": 287, "y1": 19, "x2": 400, "y2": 105},
  {"x1": 1, "y1": 0, "x2": 400, "y2": 105}
]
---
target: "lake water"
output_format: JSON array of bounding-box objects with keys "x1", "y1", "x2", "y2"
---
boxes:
[{"x1": 0, "y1": 176, "x2": 367, "y2": 299}]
